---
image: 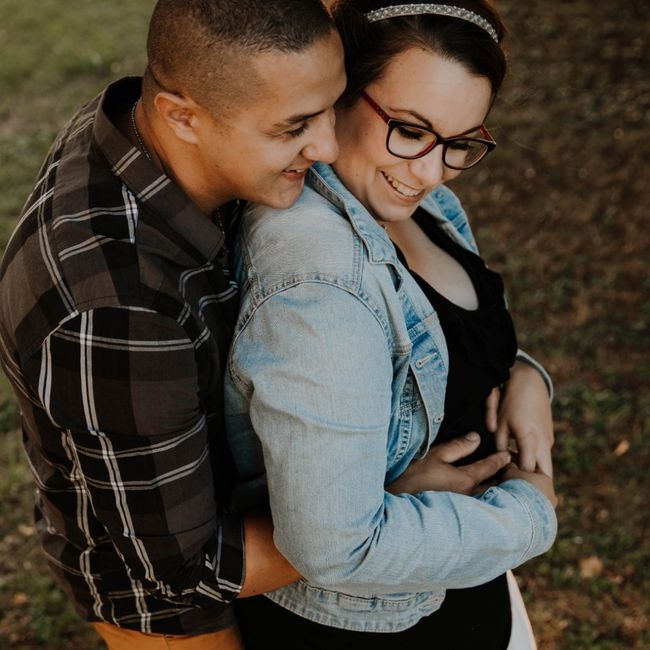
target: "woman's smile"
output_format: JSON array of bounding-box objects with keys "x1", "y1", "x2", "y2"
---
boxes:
[{"x1": 381, "y1": 171, "x2": 425, "y2": 201}]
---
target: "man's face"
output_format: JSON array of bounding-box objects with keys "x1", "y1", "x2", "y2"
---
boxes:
[{"x1": 195, "y1": 30, "x2": 346, "y2": 210}]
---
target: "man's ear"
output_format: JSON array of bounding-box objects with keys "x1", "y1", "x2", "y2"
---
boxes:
[{"x1": 154, "y1": 92, "x2": 201, "y2": 145}]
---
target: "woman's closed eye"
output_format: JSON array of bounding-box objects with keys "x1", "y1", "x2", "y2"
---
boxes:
[
  {"x1": 447, "y1": 139, "x2": 473, "y2": 151},
  {"x1": 395, "y1": 124, "x2": 427, "y2": 141}
]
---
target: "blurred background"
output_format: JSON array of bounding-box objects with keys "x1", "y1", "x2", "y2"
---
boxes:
[{"x1": 0, "y1": 1, "x2": 647, "y2": 647}]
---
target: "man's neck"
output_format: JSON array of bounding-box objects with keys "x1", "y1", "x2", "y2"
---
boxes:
[{"x1": 119, "y1": 101, "x2": 229, "y2": 217}]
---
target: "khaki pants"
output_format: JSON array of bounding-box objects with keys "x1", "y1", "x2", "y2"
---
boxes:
[{"x1": 93, "y1": 622, "x2": 244, "y2": 650}]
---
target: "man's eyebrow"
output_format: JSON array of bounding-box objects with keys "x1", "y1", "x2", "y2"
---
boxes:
[{"x1": 273, "y1": 109, "x2": 325, "y2": 128}]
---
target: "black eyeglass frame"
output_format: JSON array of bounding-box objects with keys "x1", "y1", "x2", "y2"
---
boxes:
[{"x1": 360, "y1": 91, "x2": 497, "y2": 170}]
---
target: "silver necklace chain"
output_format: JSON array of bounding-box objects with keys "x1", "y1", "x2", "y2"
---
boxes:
[{"x1": 131, "y1": 100, "x2": 152, "y2": 161}]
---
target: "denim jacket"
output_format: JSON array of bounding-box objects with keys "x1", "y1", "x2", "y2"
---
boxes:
[{"x1": 225, "y1": 162, "x2": 557, "y2": 632}]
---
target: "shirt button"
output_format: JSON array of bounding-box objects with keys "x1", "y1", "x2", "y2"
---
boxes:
[{"x1": 434, "y1": 414, "x2": 444, "y2": 423}]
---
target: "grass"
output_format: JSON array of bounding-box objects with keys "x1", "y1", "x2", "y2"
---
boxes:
[{"x1": 0, "y1": 0, "x2": 648, "y2": 647}]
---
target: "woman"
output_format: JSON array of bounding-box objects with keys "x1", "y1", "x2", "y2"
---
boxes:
[{"x1": 225, "y1": 1, "x2": 556, "y2": 647}]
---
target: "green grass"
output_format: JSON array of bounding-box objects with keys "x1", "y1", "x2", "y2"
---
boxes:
[
  {"x1": 0, "y1": 0, "x2": 155, "y2": 247},
  {"x1": 0, "y1": 0, "x2": 649, "y2": 648}
]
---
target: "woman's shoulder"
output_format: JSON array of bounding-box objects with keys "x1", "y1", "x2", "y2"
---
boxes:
[{"x1": 237, "y1": 185, "x2": 359, "y2": 292}]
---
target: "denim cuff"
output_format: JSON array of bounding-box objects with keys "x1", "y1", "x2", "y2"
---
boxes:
[{"x1": 499, "y1": 478, "x2": 558, "y2": 562}]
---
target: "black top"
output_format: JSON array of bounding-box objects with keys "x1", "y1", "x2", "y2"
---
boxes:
[{"x1": 398, "y1": 207, "x2": 518, "y2": 464}]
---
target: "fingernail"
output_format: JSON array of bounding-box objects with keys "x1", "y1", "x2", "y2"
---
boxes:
[{"x1": 464, "y1": 432, "x2": 480, "y2": 441}]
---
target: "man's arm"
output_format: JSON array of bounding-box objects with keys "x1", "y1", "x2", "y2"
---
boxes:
[
  {"x1": 29, "y1": 306, "x2": 296, "y2": 605},
  {"x1": 240, "y1": 512, "x2": 300, "y2": 597}
]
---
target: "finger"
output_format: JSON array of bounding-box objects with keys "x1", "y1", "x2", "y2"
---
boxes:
[
  {"x1": 434, "y1": 433, "x2": 481, "y2": 464},
  {"x1": 462, "y1": 450, "x2": 511, "y2": 486},
  {"x1": 485, "y1": 388, "x2": 500, "y2": 432},
  {"x1": 536, "y1": 445, "x2": 554, "y2": 478},
  {"x1": 494, "y1": 421, "x2": 510, "y2": 452},
  {"x1": 517, "y1": 435, "x2": 537, "y2": 472}
]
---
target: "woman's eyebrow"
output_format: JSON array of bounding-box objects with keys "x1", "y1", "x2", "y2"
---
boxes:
[
  {"x1": 388, "y1": 106, "x2": 484, "y2": 137},
  {"x1": 388, "y1": 106, "x2": 433, "y2": 129}
]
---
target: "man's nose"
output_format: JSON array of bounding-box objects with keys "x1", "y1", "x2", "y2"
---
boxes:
[{"x1": 302, "y1": 109, "x2": 339, "y2": 164}]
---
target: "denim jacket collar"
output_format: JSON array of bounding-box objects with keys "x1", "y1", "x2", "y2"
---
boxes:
[
  {"x1": 308, "y1": 162, "x2": 476, "y2": 263},
  {"x1": 307, "y1": 162, "x2": 400, "y2": 267}
]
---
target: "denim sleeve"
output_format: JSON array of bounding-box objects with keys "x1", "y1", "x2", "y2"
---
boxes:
[{"x1": 228, "y1": 282, "x2": 557, "y2": 595}]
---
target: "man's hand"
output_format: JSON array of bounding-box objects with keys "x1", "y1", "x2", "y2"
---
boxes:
[
  {"x1": 485, "y1": 360, "x2": 554, "y2": 476},
  {"x1": 502, "y1": 463, "x2": 558, "y2": 508},
  {"x1": 387, "y1": 433, "x2": 511, "y2": 496}
]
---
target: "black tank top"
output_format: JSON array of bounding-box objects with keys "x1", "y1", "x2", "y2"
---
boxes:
[
  {"x1": 397, "y1": 208, "x2": 518, "y2": 463},
  {"x1": 391, "y1": 208, "x2": 519, "y2": 649}
]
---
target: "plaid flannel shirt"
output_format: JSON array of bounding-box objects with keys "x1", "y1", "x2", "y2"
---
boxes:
[{"x1": 0, "y1": 77, "x2": 245, "y2": 635}]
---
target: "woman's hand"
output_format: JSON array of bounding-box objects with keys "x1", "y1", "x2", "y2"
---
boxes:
[
  {"x1": 485, "y1": 360, "x2": 554, "y2": 476},
  {"x1": 386, "y1": 432, "x2": 511, "y2": 496}
]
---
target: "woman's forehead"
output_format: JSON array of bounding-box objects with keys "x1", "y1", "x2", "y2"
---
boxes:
[{"x1": 369, "y1": 48, "x2": 492, "y2": 130}]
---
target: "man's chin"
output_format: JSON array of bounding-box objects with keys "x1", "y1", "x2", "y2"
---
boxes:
[{"x1": 257, "y1": 183, "x2": 304, "y2": 210}]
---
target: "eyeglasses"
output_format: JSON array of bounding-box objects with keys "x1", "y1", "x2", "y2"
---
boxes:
[{"x1": 360, "y1": 91, "x2": 496, "y2": 170}]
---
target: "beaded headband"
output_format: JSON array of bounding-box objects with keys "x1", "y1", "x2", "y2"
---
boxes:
[{"x1": 364, "y1": 3, "x2": 499, "y2": 43}]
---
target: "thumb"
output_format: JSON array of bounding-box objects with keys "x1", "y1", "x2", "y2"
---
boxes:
[{"x1": 435, "y1": 432, "x2": 481, "y2": 464}]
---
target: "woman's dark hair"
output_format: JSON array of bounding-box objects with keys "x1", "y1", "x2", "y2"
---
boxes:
[{"x1": 330, "y1": 0, "x2": 508, "y2": 107}]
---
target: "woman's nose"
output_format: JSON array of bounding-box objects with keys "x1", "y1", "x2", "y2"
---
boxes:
[{"x1": 408, "y1": 145, "x2": 448, "y2": 188}]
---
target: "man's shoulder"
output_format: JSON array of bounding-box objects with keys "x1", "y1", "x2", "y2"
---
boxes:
[{"x1": 0, "y1": 144, "x2": 174, "y2": 359}]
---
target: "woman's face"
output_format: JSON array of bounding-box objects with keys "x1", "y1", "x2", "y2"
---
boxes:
[{"x1": 333, "y1": 47, "x2": 493, "y2": 224}]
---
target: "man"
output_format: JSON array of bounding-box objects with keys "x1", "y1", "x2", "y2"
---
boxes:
[{"x1": 0, "y1": 1, "x2": 344, "y2": 647}]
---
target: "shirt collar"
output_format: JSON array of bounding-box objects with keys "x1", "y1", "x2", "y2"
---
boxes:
[
  {"x1": 92, "y1": 77, "x2": 226, "y2": 263},
  {"x1": 308, "y1": 162, "x2": 475, "y2": 258}
]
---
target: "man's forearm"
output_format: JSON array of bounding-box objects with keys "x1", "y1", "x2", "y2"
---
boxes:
[{"x1": 238, "y1": 511, "x2": 300, "y2": 597}]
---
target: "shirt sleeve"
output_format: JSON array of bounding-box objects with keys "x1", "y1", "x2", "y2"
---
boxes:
[
  {"x1": 29, "y1": 306, "x2": 244, "y2": 605},
  {"x1": 228, "y1": 282, "x2": 557, "y2": 595}
]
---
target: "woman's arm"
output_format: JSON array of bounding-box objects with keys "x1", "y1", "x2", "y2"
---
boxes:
[
  {"x1": 485, "y1": 359, "x2": 555, "y2": 475},
  {"x1": 228, "y1": 282, "x2": 557, "y2": 595}
]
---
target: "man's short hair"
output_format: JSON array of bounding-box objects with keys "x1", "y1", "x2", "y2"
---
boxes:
[{"x1": 144, "y1": 0, "x2": 335, "y2": 113}]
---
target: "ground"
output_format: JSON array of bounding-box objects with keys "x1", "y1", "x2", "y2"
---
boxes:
[{"x1": 0, "y1": 1, "x2": 648, "y2": 648}]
